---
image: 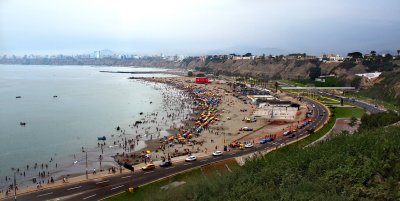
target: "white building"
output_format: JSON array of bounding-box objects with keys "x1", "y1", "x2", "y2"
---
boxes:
[
  {"x1": 355, "y1": 72, "x2": 381, "y2": 79},
  {"x1": 253, "y1": 106, "x2": 298, "y2": 121}
]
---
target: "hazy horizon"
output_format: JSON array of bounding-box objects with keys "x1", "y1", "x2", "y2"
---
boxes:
[{"x1": 1, "y1": 0, "x2": 399, "y2": 56}]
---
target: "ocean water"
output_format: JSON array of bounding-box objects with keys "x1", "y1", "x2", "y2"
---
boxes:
[{"x1": 0, "y1": 65, "x2": 170, "y2": 182}]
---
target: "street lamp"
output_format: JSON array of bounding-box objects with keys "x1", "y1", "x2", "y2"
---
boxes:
[
  {"x1": 85, "y1": 149, "x2": 88, "y2": 179},
  {"x1": 123, "y1": 163, "x2": 134, "y2": 192},
  {"x1": 14, "y1": 171, "x2": 17, "y2": 201},
  {"x1": 99, "y1": 155, "x2": 103, "y2": 172}
]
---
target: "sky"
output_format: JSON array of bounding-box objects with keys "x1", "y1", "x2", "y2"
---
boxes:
[{"x1": 0, "y1": 0, "x2": 399, "y2": 56}]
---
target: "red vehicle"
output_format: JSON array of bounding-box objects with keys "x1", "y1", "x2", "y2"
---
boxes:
[
  {"x1": 195, "y1": 77, "x2": 211, "y2": 84},
  {"x1": 230, "y1": 142, "x2": 240, "y2": 148}
]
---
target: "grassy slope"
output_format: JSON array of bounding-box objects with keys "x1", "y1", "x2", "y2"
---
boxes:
[
  {"x1": 106, "y1": 160, "x2": 240, "y2": 201},
  {"x1": 333, "y1": 107, "x2": 365, "y2": 119},
  {"x1": 172, "y1": 126, "x2": 400, "y2": 201}
]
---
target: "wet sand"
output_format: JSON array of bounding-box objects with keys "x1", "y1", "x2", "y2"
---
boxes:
[{"x1": 1, "y1": 76, "x2": 311, "y2": 198}]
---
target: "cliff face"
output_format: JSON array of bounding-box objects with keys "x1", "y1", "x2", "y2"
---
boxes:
[
  {"x1": 185, "y1": 59, "x2": 312, "y2": 79},
  {"x1": 181, "y1": 59, "x2": 370, "y2": 80},
  {"x1": 0, "y1": 57, "x2": 390, "y2": 80}
]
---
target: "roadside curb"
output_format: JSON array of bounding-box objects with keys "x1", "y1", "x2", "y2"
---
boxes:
[{"x1": 99, "y1": 157, "x2": 237, "y2": 201}]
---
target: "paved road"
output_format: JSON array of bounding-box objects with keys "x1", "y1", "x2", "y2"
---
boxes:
[
  {"x1": 3, "y1": 98, "x2": 328, "y2": 201},
  {"x1": 317, "y1": 91, "x2": 386, "y2": 114},
  {"x1": 277, "y1": 81, "x2": 386, "y2": 114}
]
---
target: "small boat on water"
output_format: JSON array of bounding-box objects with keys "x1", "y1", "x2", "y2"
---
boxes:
[
  {"x1": 16, "y1": 96, "x2": 21, "y2": 98},
  {"x1": 20, "y1": 122, "x2": 26, "y2": 126},
  {"x1": 134, "y1": 120, "x2": 142, "y2": 126},
  {"x1": 139, "y1": 112, "x2": 143, "y2": 115},
  {"x1": 53, "y1": 95, "x2": 58, "y2": 98},
  {"x1": 98, "y1": 136, "x2": 106, "y2": 141}
]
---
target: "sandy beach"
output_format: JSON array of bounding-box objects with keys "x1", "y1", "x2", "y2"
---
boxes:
[
  {"x1": 114, "y1": 76, "x2": 310, "y2": 167},
  {"x1": 1, "y1": 75, "x2": 311, "y2": 199}
]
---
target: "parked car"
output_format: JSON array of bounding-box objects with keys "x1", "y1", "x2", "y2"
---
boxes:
[
  {"x1": 288, "y1": 134, "x2": 296, "y2": 138},
  {"x1": 159, "y1": 161, "x2": 172, "y2": 167},
  {"x1": 283, "y1": 131, "x2": 292, "y2": 136},
  {"x1": 239, "y1": 127, "x2": 253, "y2": 131},
  {"x1": 185, "y1": 156, "x2": 197, "y2": 162},
  {"x1": 260, "y1": 138, "x2": 273, "y2": 144},
  {"x1": 244, "y1": 143, "x2": 254, "y2": 148},
  {"x1": 141, "y1": 164, "x2": 155, "y2": 171},
  {"x1": 212, "y1": 151, "x2": 223, "y2": 157}
]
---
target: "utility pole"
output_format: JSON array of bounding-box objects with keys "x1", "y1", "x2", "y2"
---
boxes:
[
  {"x1": 14, "y1": 171, "x2": 17, "y2": 201},
  {"x1": 130, "y1": 167, "x2": 134, "y2": 190},
  {"x1": 99, "y1": 155, "x2": 103, "y2": 171},
  {"x1": 85, "y1": 151, "x2": 88, "y2": 179},
  {"x1": 223, "y1": 132, "x2": 226, "y2": 144}
]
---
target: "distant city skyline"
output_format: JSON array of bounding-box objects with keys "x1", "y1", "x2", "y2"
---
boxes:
[{"x1": 1, "y1": 0, "x2": 399, "y2": 56}]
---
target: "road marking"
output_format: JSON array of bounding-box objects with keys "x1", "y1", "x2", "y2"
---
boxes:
[
  {"x1": 144, "y1": 171, "x2": 154, "y2": 174},
  {"x1": 121, "y1": 175, "x2": 131, "y2": 179},
  {"x1": 165, "y1": 167, "x2": 175, "y2": 169},
  {"x1": 83, "y1": 194, "x2": 97, "y2": 200},
  {"x1": 37, "y1": 192, "x2": 53, "y2": 197},
  {"x1": 67, "y1": 185, "x2": 82, "y2": 190},
  {"x1": 96, "y1": 180, "x2": 109, "y2": 184},
  {"x1": 110, "y1": 185, "x2": 124, "y2": 190},
  {"x1": 200, "y1": 159, "x2": 208, "y2": 162}
]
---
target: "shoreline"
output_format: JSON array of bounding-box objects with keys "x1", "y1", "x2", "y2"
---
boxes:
[
  {"x1": 0, "y1": 75, "x2": 190, "y2": 196},
  {"x1": 1, "y1": 76, "x2": 311, "y2": 199}
]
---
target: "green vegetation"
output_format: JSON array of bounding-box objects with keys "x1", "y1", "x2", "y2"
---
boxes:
[
  {"x1": 314, "y1": 96, "x2": 340, "y2": 105},
  {"x1": 360, "y1": 111, "x2": 400, "y2": 130},
  {"x1": 292, "y1": 77, "x2": 346, "y2": 87},
  {"x1": 308, "y1": 66, "x2": 321, "y2": 80},
  {"x1": 107, "y1": 169, "x2": 203, "y2": 201},
  {"x1": 108, "y1": 102, "x2": 400, "y2": 201},
  {"x1": 280, "y1": 80, "x2": 306, "y2": 87},
  {"x1": 355, "y1": 72, "x2": 400, "y2": 106},
  {"x1": 147, "y1": 126, "x2": 400, "y2": 201},
  {"x1": 331, "y1": 107, "x2": 365, "y2": 119},
  {"x1": 106, "y1": 160, "x2": 240, "y2": 201}
]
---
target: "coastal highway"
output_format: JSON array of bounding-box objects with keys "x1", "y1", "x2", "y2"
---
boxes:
[
  {"x1": 317, "y1": 91, "x2": 386, "y2": 114},
  {"x1": 3, "y1": 98, "x2": 328, "y2": 201},
  {"x1": 277, "y1": 81, "x2": 386, "y2": 114}
]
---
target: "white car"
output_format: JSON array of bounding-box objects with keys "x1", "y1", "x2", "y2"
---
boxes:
[
  {"x1": 244, "y1": 143, "x2": 254, "y2": 148},
  {"x1": 185, "y1": 155, "x2": 197, "y2": 162},
  {"x1": 312, "y1": 104, "x2": 316, "y2": 108},
  {"x1": 212, "y1": 151, "x2": 223, "y2": 157}
]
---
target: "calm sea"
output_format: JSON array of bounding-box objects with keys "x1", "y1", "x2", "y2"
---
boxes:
[{"x1": 0, "y1": 65, "x2": 168, "y2": 180}]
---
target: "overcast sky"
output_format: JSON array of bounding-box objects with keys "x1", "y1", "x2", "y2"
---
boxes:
[{"x1": 0, "y1": 0, "x2": 399, "y2": 56}]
